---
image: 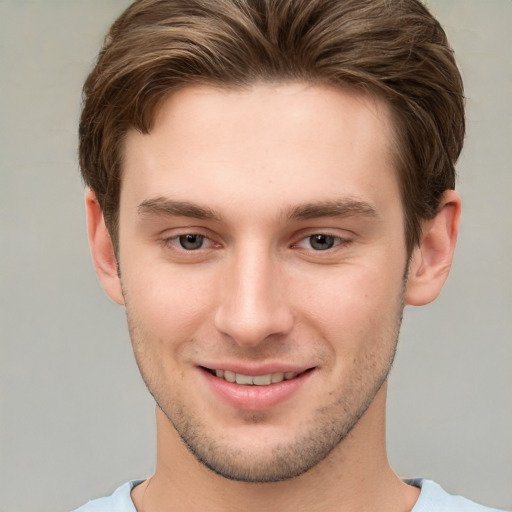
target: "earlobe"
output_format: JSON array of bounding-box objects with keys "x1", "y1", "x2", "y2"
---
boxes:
[
  {"x1": 405, "y1": 190, "x2": 461, "y2": 306},
  {"x1": 85, "y1": 189, "x2": 124, "y2": 305}
]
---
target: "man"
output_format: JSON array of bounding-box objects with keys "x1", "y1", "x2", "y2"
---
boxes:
[{"x1": 74, "y1": 0, "x2": 504, "y2": 511}]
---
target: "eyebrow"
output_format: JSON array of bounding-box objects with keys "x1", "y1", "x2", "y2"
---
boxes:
[
  {"x1": 137, "y1": 196, "x2": 378, "y2": 223},
  {"x1": 137, "y1": 197, "x2": 222, "y2": 221},
  {"x1": 286, "y1": 199, "x2": 378, "y2": 221}
]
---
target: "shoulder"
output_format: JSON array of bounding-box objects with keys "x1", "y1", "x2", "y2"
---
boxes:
[
  {"x1": 409, "y1": 479, "x2": 509, "y2": 512},
  {"x1": 71, "y1": 481, "x2": 142, "y2": 512}
]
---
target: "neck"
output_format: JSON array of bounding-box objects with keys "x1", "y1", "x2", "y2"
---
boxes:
[{"x1": 132, "y1": 384, "x2": 419, "y2": 512}]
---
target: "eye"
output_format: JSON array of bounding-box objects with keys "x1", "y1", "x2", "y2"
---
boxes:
[
  {"x1": 160, "y1": 230, "x2": 220, "y2": 255},
  {"x1": 178, "y1": 234, "x2": 206, "y2": 250},
  {"x1": 307, "y1": 234, "x2": 337, "y2": 251}
]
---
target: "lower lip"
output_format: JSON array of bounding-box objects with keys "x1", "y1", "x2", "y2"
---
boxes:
[{"x1": 200, "y1": 368, "x2": 313, "y2": 411}]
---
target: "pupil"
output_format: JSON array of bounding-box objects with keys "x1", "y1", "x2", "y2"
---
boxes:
[
  {"x1": 310, "y1": 234, "x2": 334, "y2": 250},
  {"x1": 179, "y1": 234, "x2": 204, "y2": 250}
]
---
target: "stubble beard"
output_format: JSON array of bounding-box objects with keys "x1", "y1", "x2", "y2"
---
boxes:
[
  {"x1": 123, "y1": 279, "x2": 405, "y2": 484},
  {"x1": 164, "y1": 360, "x2": 396, "y2": 483}
]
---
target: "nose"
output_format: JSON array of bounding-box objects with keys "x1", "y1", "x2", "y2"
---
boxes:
[{"x1": 214, "y1": 247, "x2": 294, "y2": 347}]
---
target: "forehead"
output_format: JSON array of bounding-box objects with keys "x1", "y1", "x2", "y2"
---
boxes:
[{"x1": 121, "y1": 82, "x2": 399, "y2": 221}]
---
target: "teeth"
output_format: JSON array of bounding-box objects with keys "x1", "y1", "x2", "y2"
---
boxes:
[
  {"x1": 212, "y1": 369, "x2": 299, "y2": 386},
  {"x1": 235, "y1": 373, "x2": 254, "y2": 385},
  {"x1": 253, "y1": 374, "x2": 272, "y2": 386},
  {"x1": 271, "y1": 372, "x2": 284, "y2": 383},
  {"x1": 224, "y1": 370, "x2": 236, "y2": 383}
]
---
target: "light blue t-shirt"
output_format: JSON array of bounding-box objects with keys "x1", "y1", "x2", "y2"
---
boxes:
[{"x1": 72, "y1": 479, "x2": 507, "y2": 511}]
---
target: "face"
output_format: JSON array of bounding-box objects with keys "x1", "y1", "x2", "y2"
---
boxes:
[{"x1": 117, "y1": 83, "x2": 408, "y2": 482}]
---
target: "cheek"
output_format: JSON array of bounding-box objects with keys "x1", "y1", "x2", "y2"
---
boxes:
[
  {"x1": 122, "y1": 261, "x2": 218, "y2": 343},
  {"x1": 292, "y1": 263, "x2": 404, "y2": 349}
]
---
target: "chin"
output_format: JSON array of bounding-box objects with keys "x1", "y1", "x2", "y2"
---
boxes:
[{"x1": 159, "y1": 395, "x2": 371, "y2": 483}]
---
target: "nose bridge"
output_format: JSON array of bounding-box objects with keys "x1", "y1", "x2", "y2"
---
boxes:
[{"x1": 214, "y1": 240, "x2": 293, "y2": 346}]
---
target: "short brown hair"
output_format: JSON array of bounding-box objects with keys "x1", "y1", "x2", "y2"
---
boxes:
[{"x1": 79, "y1": 0, "x2": 465, "y2": 254}]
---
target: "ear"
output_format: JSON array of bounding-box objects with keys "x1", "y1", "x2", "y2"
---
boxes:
[
  {"x1": 85, "y1": 189, "x2": 124, "y2": 305},
  {"x1": 405, "y1": 190, "x2": 461, "y2": 306}
]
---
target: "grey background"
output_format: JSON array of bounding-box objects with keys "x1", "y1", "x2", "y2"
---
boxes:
[{"x1": 0, "y1": 1, "x2": 510, "y2": 511}]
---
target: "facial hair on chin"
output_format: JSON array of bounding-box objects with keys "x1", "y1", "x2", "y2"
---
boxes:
[{"x1": 122, "y1": 269, "x2": 407, "y2": 483}]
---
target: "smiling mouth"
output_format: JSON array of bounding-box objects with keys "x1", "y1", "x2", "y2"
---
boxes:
[{"x1": 202, "y1": 367, "x2": 313, "y2": 386}]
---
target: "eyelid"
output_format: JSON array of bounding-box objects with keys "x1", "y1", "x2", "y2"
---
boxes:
[
  {"x1": 294, "y1": 234, "x2": 350, "y2": 251},
  {"x1": 157, "y1": 227, "x2": 353, "y2": 253},
  {"x1": 291, "y1": 229, "x2": 353, "y2": 249},
  {"x1": 159, "y1": 228, "x2": 221, "y2": 251}
]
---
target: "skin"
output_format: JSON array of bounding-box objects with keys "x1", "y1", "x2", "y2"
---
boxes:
[{"x1": 87, "y1": 83, "x2": 460, "y2": 512}]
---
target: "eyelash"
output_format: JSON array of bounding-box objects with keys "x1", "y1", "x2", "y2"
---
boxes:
[
  {"x1": 160, "y1": 232, "x2": 351, "y2": 253},
  {"x1": 161, "y1": 233, "x2": 218, "y2": 252},
  {"x1": 293, "y1": 233, "x2": 350, "y2": 251}
]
